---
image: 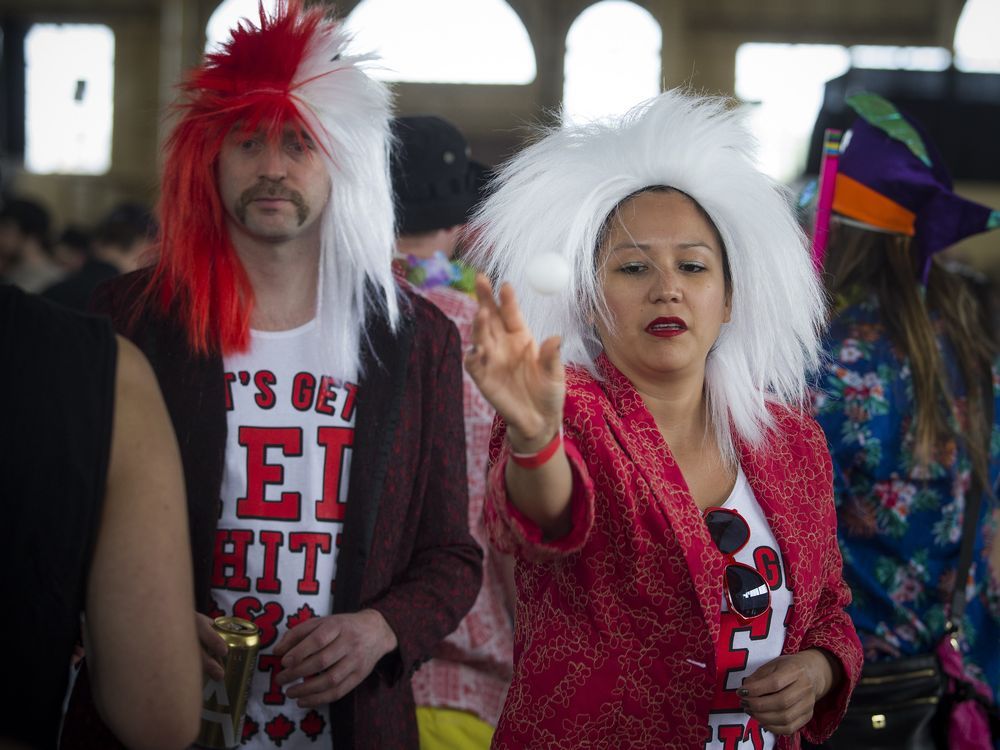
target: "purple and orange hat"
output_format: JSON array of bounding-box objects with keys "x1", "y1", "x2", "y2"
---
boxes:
[{"x1": 831, "y1": 91, "x2": 1000, "y2": 280}]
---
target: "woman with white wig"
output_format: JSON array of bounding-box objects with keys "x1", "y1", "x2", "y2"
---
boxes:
[{"x1": 463, "y1": 90, "x2": 863, "y2": 748}]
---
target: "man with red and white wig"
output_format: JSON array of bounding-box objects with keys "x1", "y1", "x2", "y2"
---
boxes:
[{"x1": 62, "y1": 2, "x2": 481, "y2": 748}]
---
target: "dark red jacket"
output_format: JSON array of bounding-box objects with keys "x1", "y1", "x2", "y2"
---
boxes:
[{"x1": 63, "y1": 270, "x2": 482, "y2": 749}]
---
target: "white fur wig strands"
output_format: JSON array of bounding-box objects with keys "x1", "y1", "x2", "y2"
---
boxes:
[
  {"x1": 290, "y1": 16, "x2": 398, "y2": 381},
  {"x1": 467, "y1": 90, "x2": 825, "y2": 462}
]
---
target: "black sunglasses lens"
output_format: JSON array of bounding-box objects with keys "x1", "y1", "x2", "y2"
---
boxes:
[
  {"x1": 705, "y1": 510, "x2": 749, "y2": 555},
  {"x1": 726, "y1": 565, "x2": 770, "y2": 619}
]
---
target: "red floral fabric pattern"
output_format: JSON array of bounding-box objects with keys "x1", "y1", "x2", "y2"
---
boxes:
[
  {"x1": 485, "y1": 355, "x2": 862, "y2": 749},
  {"x1": 409, "y1": 284, "x2": 515, "y2": 726}
]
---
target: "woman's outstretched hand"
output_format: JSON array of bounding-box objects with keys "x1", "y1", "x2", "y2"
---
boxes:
[{"x1": 464, "y1": 273, "x2": 565, "y2": 451}]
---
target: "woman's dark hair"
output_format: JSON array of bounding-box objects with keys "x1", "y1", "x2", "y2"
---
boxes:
[{"x1": 824, "y1": 222, "x2": 995, "y2": 492}]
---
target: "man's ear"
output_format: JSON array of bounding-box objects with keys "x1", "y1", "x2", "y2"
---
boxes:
[{"x1": 441, "y1": 224, "x2": 465, "y2": 256}]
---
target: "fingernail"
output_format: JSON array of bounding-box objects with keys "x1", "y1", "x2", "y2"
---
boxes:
[{"x1": 738, "y1": 688, "x2": 749, "y2": 697}]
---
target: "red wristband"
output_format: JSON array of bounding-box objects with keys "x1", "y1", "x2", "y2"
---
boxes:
[{"x1": 509, "y1": 427, "x2": 563, "y2": 469}]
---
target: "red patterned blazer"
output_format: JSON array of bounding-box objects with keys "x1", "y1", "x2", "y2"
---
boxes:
[{"x1": 486, "y1": 355, "x2": 862, "y2": 749}]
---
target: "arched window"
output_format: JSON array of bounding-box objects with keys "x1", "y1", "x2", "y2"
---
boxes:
[
  {"x1": 955, "y1": 0, "x2": 1000, "y2": 72},
  {"x1": 851, "y1": 45, "x2": 950, "y2": 71},
  {"x1": 25, "y1": 24, "x2": 115, "y2": 175},
  {"x1": 736, "y1": 42, "x2": 959, "y2": 183},
  {"x1": 735, "y1": 44, "x2": 850, "y2": 182},
  {"x1": 345, "y1": 0, "x2": 535, "y2": 84},
  {"x1": 562, "y1": 1, "x2": 661, "y2": 125},
  {"x1": 205, "y1": 0, "x2": 279, "y2": 54}
]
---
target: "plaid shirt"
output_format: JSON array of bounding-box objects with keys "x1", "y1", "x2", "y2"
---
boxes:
[{"x1": 399, "y1": 270, "x2": 515, "y2": 726}]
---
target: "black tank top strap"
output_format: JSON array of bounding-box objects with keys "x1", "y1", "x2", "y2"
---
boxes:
[{"x1": 0, "y1": 284, "x2": 117, "y2": 747}]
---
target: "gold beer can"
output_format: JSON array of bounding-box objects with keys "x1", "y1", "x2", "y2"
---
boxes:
[{"x1": 196, "y1": 616, "x2": 261, "y2": 749}]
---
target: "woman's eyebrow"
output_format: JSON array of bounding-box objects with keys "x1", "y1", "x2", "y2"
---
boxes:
[
  {"x1": 608, "y1": 242, "x2": 650, "y2": 253},
  {"x1": 609, "y1": 240, "x2": 716, "y2": 252}
]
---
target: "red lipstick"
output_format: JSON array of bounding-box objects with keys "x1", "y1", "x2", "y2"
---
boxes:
[{"x1": 645, "y1": 317, "x2": 687, "y2": 337}]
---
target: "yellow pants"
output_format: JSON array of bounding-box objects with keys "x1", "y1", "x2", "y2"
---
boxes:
[{"x1": 416, "y1": 706, "x2": 495, "y2": 750}]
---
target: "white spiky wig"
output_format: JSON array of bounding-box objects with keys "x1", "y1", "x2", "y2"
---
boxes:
[
  {"x1": 152, "y1": 0, "x2": 398, "y2": 380},
  {"x1": 467, "y1": 90, "x2": 825, "y2": 462}
]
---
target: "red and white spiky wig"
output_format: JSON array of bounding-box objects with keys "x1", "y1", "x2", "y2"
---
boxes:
[{"x1": 151, "y1": 0, "x2": 398, "y2": 379}]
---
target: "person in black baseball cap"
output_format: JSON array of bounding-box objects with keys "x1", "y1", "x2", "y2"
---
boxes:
[
  {"x1": 391, "y1": 115, "x2": 483, "y2": 294},
  {"x1": 391, "y1": 115, "x2": 514, "y2": 750}
]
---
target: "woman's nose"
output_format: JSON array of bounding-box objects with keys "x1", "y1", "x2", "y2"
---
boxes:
[{"x1": 649, "y1": 268, "x2": 682, "y2": 303}]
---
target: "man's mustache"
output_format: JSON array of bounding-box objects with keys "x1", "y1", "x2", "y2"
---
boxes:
[{"x1": 236, "y1": 179, "x2": 309, "y2": 225}]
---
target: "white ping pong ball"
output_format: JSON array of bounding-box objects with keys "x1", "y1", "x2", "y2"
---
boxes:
[{"x1": 525, "y1": 252, "x2": 571, "y2": 296}]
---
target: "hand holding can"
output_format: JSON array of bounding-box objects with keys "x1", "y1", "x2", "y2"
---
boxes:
[{"x1": 196, "y1": 616, "x2": 260, "y2": 749}]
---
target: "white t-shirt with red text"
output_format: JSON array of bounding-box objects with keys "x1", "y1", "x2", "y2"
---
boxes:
[
  {"x1": 211, "y1": 319, "x2": 357, "y2": 747},
  {"x1": 705, "y1": 468, "x2": 793, "y2": 750}
]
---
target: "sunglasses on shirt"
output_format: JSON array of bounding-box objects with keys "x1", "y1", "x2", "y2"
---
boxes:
[{"x1": 703, "y1": 506, "x2": 771, "y2": 622}]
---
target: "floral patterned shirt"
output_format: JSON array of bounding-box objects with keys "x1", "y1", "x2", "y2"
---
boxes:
[{"x1": 812, "y1": 294, "x2": 1000, "y2": 700}]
